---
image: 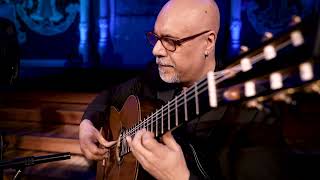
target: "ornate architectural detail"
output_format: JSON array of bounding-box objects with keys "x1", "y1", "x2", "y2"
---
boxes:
[
  {"x1": 15, "y1": 0, "x2": 79, "y2": 36},
  {"x1": 246, "y1": 0, "x2": 314, "y2": 34}
]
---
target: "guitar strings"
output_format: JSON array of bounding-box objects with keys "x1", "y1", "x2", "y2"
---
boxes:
[
  {"x1": 121, "y1": 65, "x2": 244, "y2": 139},
  {"x1": 120, "y1": 71, "x2": 294, "y2": 153},
  {"x1": 119, "y1": 75, "x2": 211, "y2": 151},
  {"x1": 121, "y1": 36, "x2": 294, "y2": 138},
  {"x1": 119, "y1": 77, "x2": 228, "y2": 152},
  {"x1": 119, "y1": 74, "x2": 218, "y2": 146},
  {"x1": 120, "y1": 71, "x2": 231, "y2": 141}
]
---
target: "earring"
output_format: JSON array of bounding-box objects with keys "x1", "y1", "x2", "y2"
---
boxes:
[{"x1": 204, "y1": 51, "x2": 208, "y2": 58}]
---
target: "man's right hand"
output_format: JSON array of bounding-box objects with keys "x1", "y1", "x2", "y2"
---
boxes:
[{"x1": 79, "y1": 119, "x2": 117, "y2": 160}]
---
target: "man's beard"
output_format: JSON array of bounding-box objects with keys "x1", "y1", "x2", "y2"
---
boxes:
[
  {"x1": 158, "y1": 68, "x2": 181, "y2": 83},
  {"x1": 156, "y1": 57, "x2": 181, "y2": 83}
]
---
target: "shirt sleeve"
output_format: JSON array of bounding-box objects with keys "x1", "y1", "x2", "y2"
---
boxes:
[
  {"x1": 81, "y1": 77, "x2": 143, "y2": 128},
  {"x1": 81, "y1": 89, "x2": 111, "y2": 128}
]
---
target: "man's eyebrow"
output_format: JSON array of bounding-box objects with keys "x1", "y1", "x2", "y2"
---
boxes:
[
  {"x1": 162, "y1": 34, "x2": 179, "y2": 39},
  {"x1": 154, "y1": 31, "x2": 179, "y2": 39}
]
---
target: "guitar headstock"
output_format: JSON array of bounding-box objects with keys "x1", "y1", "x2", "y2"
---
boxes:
[{"x1": 215, "y1": 14, "x2": 320, "y2": 109}]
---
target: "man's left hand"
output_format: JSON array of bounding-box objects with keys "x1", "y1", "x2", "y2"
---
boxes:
[{"x1": 126, "y1": 129, "x2": 190, "y2": 180}]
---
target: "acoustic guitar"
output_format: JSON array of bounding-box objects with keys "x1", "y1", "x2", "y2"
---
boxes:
[{"x1": 96, "y1": 15, "x2": 320, "y2": 180}]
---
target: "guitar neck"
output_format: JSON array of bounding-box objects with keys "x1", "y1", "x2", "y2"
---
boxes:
[
  {"x1": 129, "y1": 79, "x2": 214, "y2": 139},
  {"x1": 119, "y1": 59, "x2": 319, "y2": 157}
]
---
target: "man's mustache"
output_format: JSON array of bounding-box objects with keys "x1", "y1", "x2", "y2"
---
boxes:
[{"x1": 156, "y1": 58, "x2": 175, "y2": 67}]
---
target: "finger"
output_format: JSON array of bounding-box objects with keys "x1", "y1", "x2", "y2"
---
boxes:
[
  {"x1": 131, "y1": 129, "x2": 153, "y2": 158},
  {"x1": 82, "y1": 147, "x2": 106, "y2": 160},
  {"x1": 162, "y1": 131, "x2": 180, "y2": 151},
  {"x1": 142, "y1": 131, "x2": 163, "y2": 152},
  {"x1": 96, "y1": 131, "x2": 117, "y2": 148},
  {"x1": 126, "y1": 135, "x2": 152, "y2": 171},
  {"x1": 86, "y1": 139, "x2": 108, "y2": 156}
]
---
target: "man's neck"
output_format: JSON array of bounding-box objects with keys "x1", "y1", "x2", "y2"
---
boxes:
[{"x1": 183, "y1": 58, "x2": 215, "y2": 88}]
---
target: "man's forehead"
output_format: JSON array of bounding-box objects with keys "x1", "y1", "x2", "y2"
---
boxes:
[
  {"x1": 154, "y1": 0, "x2": 220, "y2": 36},
  {"x1": 154, "y1": 10, "x2": 194, "y2": 38}
]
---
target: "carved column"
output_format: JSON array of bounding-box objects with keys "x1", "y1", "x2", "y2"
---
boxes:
[
  {"x1": 98, "y1": 0, "x2": 108, "y2": 65},
  {"x1": 79, "y1": 0, "x2": 90, "y2": 66},
  {"x1": 229, "y1": 0, "x2": 242, "y2": 55}
]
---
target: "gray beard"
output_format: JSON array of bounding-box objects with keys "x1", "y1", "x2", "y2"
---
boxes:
[{"x1": 159, "y1": 71, "x2": 181, "y2": 84}]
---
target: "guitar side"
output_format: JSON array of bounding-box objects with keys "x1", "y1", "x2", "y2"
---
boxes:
[{"x1": 96, "y1": 95, "x2": 161, "y2": 180}]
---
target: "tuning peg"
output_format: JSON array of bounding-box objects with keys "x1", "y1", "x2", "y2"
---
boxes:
[
  {"x1": 270, "y1": 72, "x2": 283, "y2": 90},
  {"x1": 290, "y1": 15, "x2": 302, "y2": 26},
  {"x1": 240, "y1": 45, "x2": 249, "y2": 53},
  {"x1": 286, "y1": 88, "x2": 296, "y2": 95},
  {"x1": 223, "y1": 88, "x2": 241, "y2": 101},
  {"x1": 263, "y1": 45, "x2": 277, "y2": 60},
  {"x1": 244, "y1": 81, "x2": 256, "y2": 97},
  {"x1": 240, "y1": 57, "x2": 252, "y2": 72},
  {"x1": 246, "y1": 99, "x2": 263, "y2": 110},
  {"x1": 223, "y1": 68, "x2": 237, "y2": 78},
  {"x1": 263, "y1": 32, "x2": 273, "y2": 40},
  {"x1": 299, "y1": 62, "x2": 314, "y2": 81},
  {"x1": 291, "y1": 30, "x2": 304, "y2": 47},
  {"x1": 272, "y1": 92, "x2": 295, "y2": 105},
  {"x1": 305, "y1": 81, "x2": 320, "y2": 94}
]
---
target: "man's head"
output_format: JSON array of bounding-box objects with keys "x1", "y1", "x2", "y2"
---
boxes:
[{"x1": 150, "y1": 0, "x2": 220, "y2": 87}]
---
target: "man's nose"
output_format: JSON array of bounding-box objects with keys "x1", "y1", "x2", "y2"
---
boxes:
[{"x1": 152, "y1": 40, "x2": 167, "y2": 57}]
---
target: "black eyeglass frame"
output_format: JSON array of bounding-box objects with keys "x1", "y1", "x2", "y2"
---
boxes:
[{"x1": 146, "y1": 30, "x2": 211, "y2": 52}]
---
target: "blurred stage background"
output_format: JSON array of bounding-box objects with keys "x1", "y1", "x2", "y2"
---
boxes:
[{"x1": 0, "y1": 0, "x2": 320, "y2": 179}]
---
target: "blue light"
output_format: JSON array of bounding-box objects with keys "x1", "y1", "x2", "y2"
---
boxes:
[
  {"x1": 230, "y1": 0, "x2": 242, "y2": 52},
  {"x1": 230, "y1": 19, "x2": 241, "y2": 49},
  {"x1": 78, "y1": 0, "x2": 89, "y2": 65}
]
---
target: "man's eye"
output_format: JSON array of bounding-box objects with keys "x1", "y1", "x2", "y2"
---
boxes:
[{"x1": 163, "y1": 38, "x2": 174, "y2": 44}]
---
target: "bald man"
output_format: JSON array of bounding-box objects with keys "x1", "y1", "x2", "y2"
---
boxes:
[{"x1": 80, "y1": 0, "x2": 284, "y2": 179}]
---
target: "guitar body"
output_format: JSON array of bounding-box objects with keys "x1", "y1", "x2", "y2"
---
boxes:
[{"x1": 96, "y1": 95, "x2": 160, "y2": 180}]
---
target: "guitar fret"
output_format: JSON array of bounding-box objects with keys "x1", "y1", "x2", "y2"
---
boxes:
[
  {"x1": 146, "y1": 116, "x2": 149, "y2": 131},
  {"x1": 121, "y1": 132, "x2": 124, "y2": 154},
  {"x1": 123, "y1": 139, "x2": 126, "y2": 154},
  {"x1": 143, "y1": 119, "x2": 145, "y2": 129},
  {"x1": 144, "y1": 119, "x2": 146, "y2": 131},
  {"x1": 175, "y1": 96, "x2": 178, "y2": 126},
  {"x1": 156, "y1": 111, "x2": 158, "y2": 136},
  {"x1": 207, "y1": 71, "x2": 218, "y2": 107},
  {"x1": 123, "y1": 130, "x2": 126, "y2": 154},
  {"x1": 184, "y1": 89, "x2": 188, "y2": 121},
  {"x1": 195, "y1": 82, "x2": 199, "y2": 115},
  {"x1": 161, "y1": 106, "x2": 164, "y2": 134},
  {"x1": 168, "y1": 103, "x2": 170, "y2": 130},
  {"x1": 151, "y1": 115, "x2": 153, "y2": 133},
  {"x1": 122, "y1": 131, "x2": 125, "y2": 155},
  {"x1": 126, "y1": 140, "x2": 129, "y2": 154}
]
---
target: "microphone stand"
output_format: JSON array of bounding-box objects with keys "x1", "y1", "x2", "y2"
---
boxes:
[{"x1": 0, "y1": 152, "x2": 71, "y2": 180}]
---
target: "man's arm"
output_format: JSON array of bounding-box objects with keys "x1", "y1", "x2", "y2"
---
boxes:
[
  {"x1": 79, "y1": 77, "x2": 143, "y2": 160},
  {"x1": 81, "y1": 90, "x2": 111, "y2": 128},
  {"x1": 80, "y1": 89, "x2": 116, "y2": 160}
]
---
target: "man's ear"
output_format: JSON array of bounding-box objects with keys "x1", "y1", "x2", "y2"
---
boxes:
[{"x1": 205, "y1": 31, "x2": 216, "y2": 52}]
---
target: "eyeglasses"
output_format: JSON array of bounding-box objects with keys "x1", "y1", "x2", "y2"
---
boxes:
[{"x1": 146, "y1": 30, "x2": 210, "y2": 52}]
